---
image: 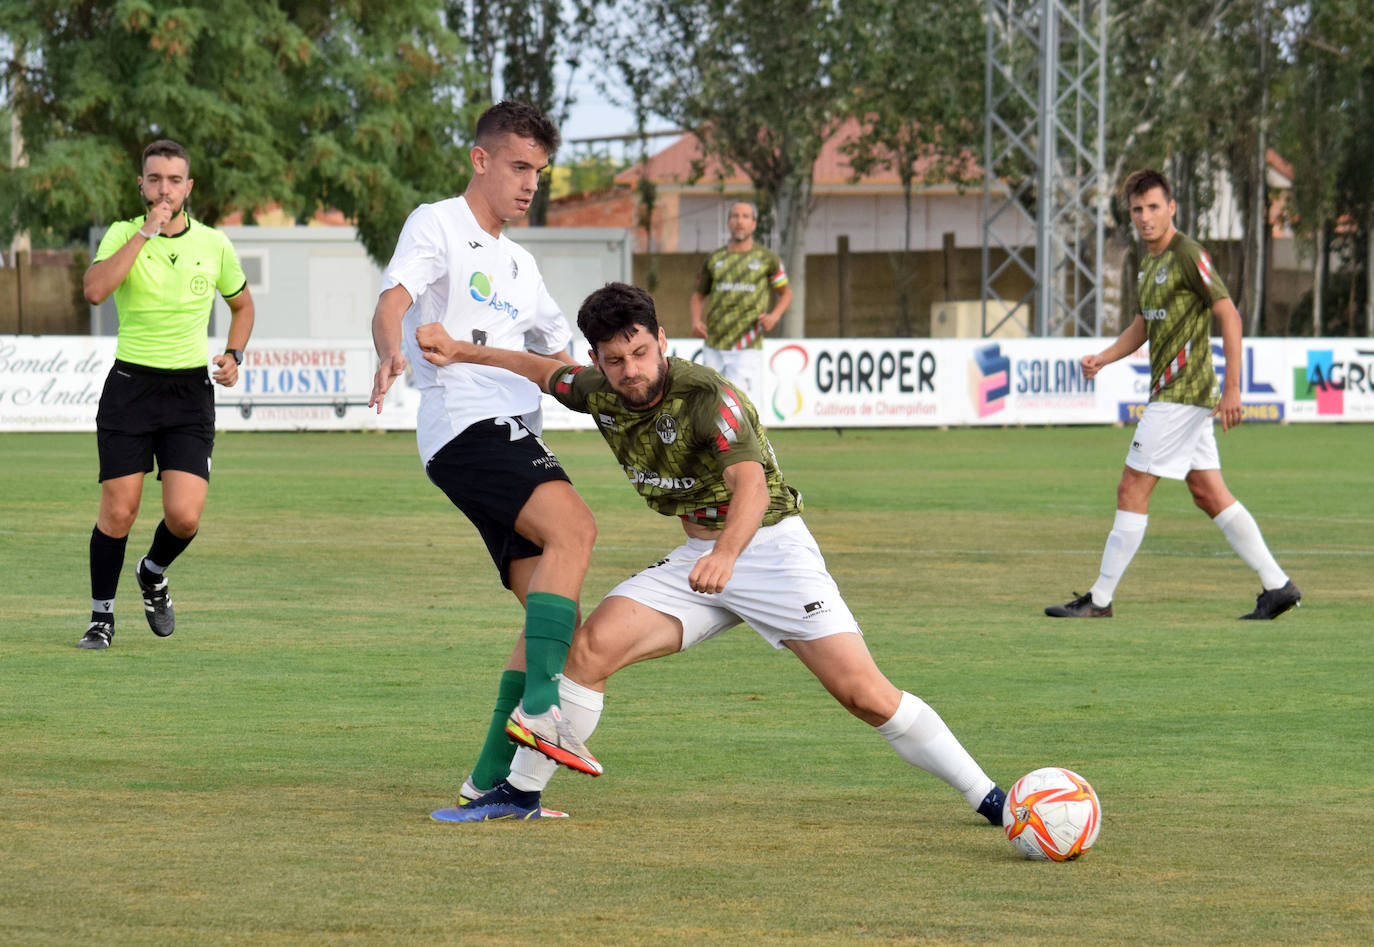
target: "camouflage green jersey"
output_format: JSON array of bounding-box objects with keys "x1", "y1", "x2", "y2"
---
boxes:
[
  {"x1": 548, "y1": 357, "x2": 802, "y2": 529},
  {"x1": 1137, "y1": 231, "x2": 1229, "y2": 408},
  {"x1": 695, "y1": 246, "x2": 788, "y2": 350}
]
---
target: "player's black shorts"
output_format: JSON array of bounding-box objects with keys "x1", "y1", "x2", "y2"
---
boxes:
[
  {"x1": 96, "y1": 360, "x2": 215, "y2": 483},
  {"x1": 425, "y1": 415, "x2": 572, "y2": 589}
]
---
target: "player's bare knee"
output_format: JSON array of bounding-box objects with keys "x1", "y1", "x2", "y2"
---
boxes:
[
  {"x1": 98, "y1": 500, "x2": 140, "y2": 535},
  {"x1": 566, "y1": 628, "x2": 620, "y2": 685},
  {"x1": 164, "y1": 511, "x2": 201, "y2": 537},
  {"x1": 551, "y1": 511, "x2": 596, "y2": 560}
]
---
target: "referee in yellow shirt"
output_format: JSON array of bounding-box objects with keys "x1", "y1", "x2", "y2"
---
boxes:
[{"x1": 78, "y1": 139, "x2": 255, "y2": 649}]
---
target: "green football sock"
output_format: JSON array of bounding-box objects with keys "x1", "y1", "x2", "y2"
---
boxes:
[
  {"x1": 469, "y1": 669, "x2": 525, "y2": 793},
  {"x1": 521, "y1": 591, "x2": 577, "y2": 715}
]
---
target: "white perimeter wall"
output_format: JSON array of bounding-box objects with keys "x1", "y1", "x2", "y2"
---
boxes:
[{"x1": 3, "y1": 335, "x2": 1370, "y2": 433}]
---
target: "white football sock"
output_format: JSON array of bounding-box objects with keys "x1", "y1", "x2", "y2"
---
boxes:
[
  {"x1": 1089, "y1": 510, "x2": 1148, "y2": 606},
  {"x1": 507, "y1": 676, "x2": 605, "y2": 793},
  {"x1": 877, "y1": 692, "x2": 994, "y2": 808},
  {"x1": 1213, "y1": 502, "x2": 1288, "y2": 589}
]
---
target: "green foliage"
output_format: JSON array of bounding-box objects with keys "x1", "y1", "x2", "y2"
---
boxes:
[
  {"x1": 840, "y1": 0, "x2": 983, "y2": 203},
  {"x1": 550, "y1": 148, "x2": 624, "y2": 199},
  {"x1": 284, "y1": 4, "x2": 480, "y2": 263},
  {"x1": 446, "y1": 0, "x2": 603, "y2": 224},
  {"x1": 609, "y1": 0, "x2": 847, "y2": 271},
  {"x1": 2, "y1": 425, "x2": 1372, "y2": 942},
  {"x1": 0, "y1": 1, "x2": 477, "y2": 263}
]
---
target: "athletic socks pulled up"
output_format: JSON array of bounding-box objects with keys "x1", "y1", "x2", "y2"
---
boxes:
[
  {"x1": 1089, "y1": 509, "x2": 1148, "y2": 607},
  {"x1": 89, "y1": 526, "x2": 127, "y2": 623},
  {"x1": 878, "y1": 691, "x2": 996, "y2": 809},
  {"x1": 520, "y1": 592, "x2": 577, "y2": 715},
  {"x1": 1213, "y1": 501, "x2": 1288, "y2": 590}
]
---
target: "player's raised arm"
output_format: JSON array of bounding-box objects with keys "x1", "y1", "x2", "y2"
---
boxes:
[{"x1": 416, "y1": 322, "x2": 564, "y2": 392}]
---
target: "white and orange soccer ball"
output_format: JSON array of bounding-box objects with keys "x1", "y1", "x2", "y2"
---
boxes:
[{"x1": 1002, "y1": 767, "x2": 1101, "y2": 861}]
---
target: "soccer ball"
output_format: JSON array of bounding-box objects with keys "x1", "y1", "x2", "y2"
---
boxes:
[{"x1": 1002, "y1": 767, "x2": 1101, "y2": 861}]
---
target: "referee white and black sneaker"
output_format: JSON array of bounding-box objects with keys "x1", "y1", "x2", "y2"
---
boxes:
[
  {"x1": 136, "y1": 558, "x2": 176, "y2": 637},
  {"x1": 77, "y1": 621, "x2": 114, "y2": 650}
]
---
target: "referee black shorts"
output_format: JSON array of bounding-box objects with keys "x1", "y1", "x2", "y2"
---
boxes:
[
  {"x1": 96, "y1": 359, "x2": 215, "y2": 483},
  {"x1": 425, "y1": 415, "x2": 572, "y2": 589}
]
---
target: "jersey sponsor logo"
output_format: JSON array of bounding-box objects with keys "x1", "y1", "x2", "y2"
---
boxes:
[
  {"x1": 655, "y1": 414, "x2": 678, "y2": 445},
  {"x1": 472, "y1": 329, "x2": 487, "y2": 345},
  {"x1": 802, "y1": 600, "x2": 832, "y2": 618},
  {"x1": 469, "y1": 272, "x2": 493, "y2": 302},
  {"x1": 1143, "y1": 308, "x2": 1168, "y2": 321},
  {"x1": 624, "y1": 465, "x2": 695, "y2": 490},
  {"x1": 468, "y1": 271, "x2": 521, "y2": 319},
  {"x1": 596, "y1": 411, "x2": 618, "y2": 431},
  {"x1": 715, "y1": 281, "x2": 760, "y2": 293}
]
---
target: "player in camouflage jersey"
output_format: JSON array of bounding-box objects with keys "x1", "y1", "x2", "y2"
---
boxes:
[
  {"x1": 418, "y1": 282, "x2": 1006, "y2": 824},
  {"x1": 1046, "y1": 169, "x2": 1299, "y2": 621},
  {"x1": 689, "y1": 201, "x2": 792, "y2": 403}
]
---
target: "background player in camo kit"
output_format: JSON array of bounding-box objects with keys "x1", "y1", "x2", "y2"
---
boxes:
[
  {"x1": 688, "y1": 201, "x2": 792, "y2": 403},
  {"x1": 1045, "y1": 168, "x2": 1299, "y2": 621},
  {"x1": 417, "y1": 282, "x2": 1006, "y2": 824}
]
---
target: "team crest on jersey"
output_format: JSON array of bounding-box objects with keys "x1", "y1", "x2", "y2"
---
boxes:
[
  {"x1": 510, "y1": 258, "x2": 519, "y2": 279},
  {"x1": 747, "y1": 260, "x2": 761, "y2": 270},
  {"x1": 1154, "y1": 263, "x2": 1169, "y2": 284},
  {"x1": 655, "y1": 414, "x2": 679, "y2": 445}
]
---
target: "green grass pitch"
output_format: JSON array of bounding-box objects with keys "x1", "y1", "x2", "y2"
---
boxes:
[{"x1": 2, "y1": 425, "x2": 1371, "y2": 945}]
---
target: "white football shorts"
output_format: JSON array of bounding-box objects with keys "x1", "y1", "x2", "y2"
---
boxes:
[
  {"x1": 1125, "y1": 401, "x2": 1221, "y2": 480},
  {"x1": 700, "y1": 346, "x2": 763, "y2": 404},
  {"x1": 605, "y1": 515, "x2": 862, "y2": 651}
]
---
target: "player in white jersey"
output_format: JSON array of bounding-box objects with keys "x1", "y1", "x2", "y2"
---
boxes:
[{"x1": 368, "y1": 102, "x2": 601, "y2": 802}]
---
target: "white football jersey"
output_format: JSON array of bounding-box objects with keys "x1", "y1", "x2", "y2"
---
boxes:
[{"x1": 382, "y1": 196, "x2": 572, "y2": 463}]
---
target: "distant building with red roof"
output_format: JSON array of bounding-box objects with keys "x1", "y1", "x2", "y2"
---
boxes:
[{"x1": 547, "y1": 118, "x2": 1030, "y2": 255}]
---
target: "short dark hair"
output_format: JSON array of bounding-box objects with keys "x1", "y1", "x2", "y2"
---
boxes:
[
  {"x1": 475, "y1": 101, "x2": 560, "y2": 155},
  {"x1": 1123, "y1": 168, "x2": 1171, "y2": 203},
  {"x1": 142, "y1": 139, "x2": 190, "y2": 173},
  {"x1": 577, "y1": 282, "x2": 660, "y2": 352}
]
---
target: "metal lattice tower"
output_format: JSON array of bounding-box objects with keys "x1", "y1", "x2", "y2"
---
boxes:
[{"x1": 982, "y1": 0, "x2": 1109, "y2": 337}]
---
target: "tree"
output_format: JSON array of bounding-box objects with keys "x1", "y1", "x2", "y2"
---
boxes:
[
  {"x1": 1277, "y1": 0, "x2": 1374, "y2": 336},
  {"x1": 608, "y1": 0, "x2": 850, "y2": 337},
  {"x1": 1103, "y1": 1, "x2": 1292, "y2": 332},
  {"x1": 0, "y1": 1, "x2": 475, "y2": 264},
  {"x1": 284, "y1": 3, "x2": 480, "y2": 263},
  {"x1": 841, "y1": 0, "x2": 983, "y2": 334},
  {"x1": 445, "y1": 0, "x2": 602, "y2": 224}
]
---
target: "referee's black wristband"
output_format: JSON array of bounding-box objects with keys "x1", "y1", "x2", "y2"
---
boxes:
[{"x1": 224, "y1": 348, "x2": 243, "y2": 366}]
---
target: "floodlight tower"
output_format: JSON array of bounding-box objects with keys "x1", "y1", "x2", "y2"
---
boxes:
[{"x1": 982, "y1": 0, "x2": 1109, "y2": 337}]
